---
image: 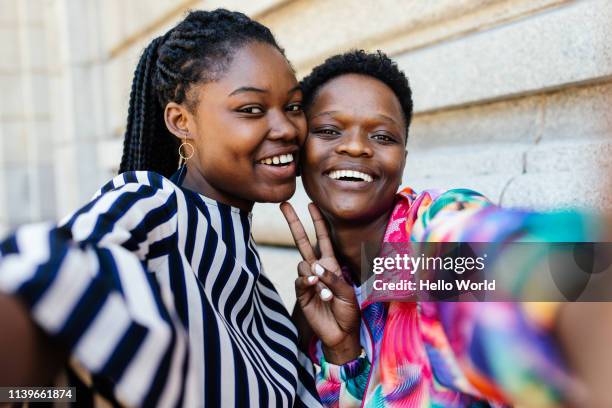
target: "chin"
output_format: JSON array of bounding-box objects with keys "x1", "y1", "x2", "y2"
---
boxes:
[
  {"x1": 325, "y1": 202, "x2": 367, "y2": 221},
  {"x1": 258, "y1": 183, "x2": 296, "y2": 203}
]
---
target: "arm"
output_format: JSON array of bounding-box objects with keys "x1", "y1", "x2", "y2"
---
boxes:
[
  {"x1": 557, "y1": 302, "x2": 612, "y2": 406},
  {"x1": 292, "y1": 302, "x2": 315, "y2": 354},
  {"x1": 282, "y1": 203, "x2": 369, "y2": 407},
  {"x1": 0, "y1": 293, "x2": 66, "y2": 386},
  {"x1": 412, "y1": 189, "x2": 611, "y2": 406},
  {"x1": 292, "y1": 302, "x2": 371, "y2": 408},
  {"x1": 315, "y1": 350, "x2": 371, "y2": 408},
  {"x1": 0, "y1": 171, "x2": 190, "y2": 406}
]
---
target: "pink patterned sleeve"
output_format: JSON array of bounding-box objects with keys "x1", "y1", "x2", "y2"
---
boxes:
[
  {"x1": 315, "y1": 348, "x2": 370, "y2": 408},
  {"x1": 410, "y1": 188, "x2": 601, "y2": 405}
]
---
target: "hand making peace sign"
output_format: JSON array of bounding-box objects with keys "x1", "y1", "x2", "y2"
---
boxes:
[{"x1": 280, "y1": 202, "x2": 362, "y2": 364}]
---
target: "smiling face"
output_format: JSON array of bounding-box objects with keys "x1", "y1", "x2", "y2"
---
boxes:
[
  {"x1": 301, "y1": 74, "x2": 407, "y2": 223},
  {"x1": 169, "y1": 41, "x2": 305, "y2": 209}
]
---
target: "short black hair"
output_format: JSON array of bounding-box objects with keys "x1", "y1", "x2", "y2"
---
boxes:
[
  {"x1": 119, "y1": 9, "x2": 285, "y2": 177},
  {"x1": 300, "y1": 50, "x2": 413, "y2": 139}
]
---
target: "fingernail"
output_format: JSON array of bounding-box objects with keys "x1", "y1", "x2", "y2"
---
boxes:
[
  {"x1": 314, "y1": 264, "x2": 325, "y2": 276},
  {"x1": 307, "y1": 276, "x2": 317, "y2": 284},
  {"x1": 320, "y1": 288, "x2": 332, "y2": 300}
]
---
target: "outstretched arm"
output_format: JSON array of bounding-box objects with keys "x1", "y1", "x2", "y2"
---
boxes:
[
  {"x1": 0, "y1": 172, "x2": 191, "y2": 406},
  {"x1": 0, "y1": 293, "x2": 66, "y2": 386},
  {"x1": 411, "y1": 188, "x2": 612, "y2": 406}
]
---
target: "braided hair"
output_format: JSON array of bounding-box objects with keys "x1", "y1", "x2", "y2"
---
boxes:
[{"x1": 119, "y1": 9, "x2": 284, "y2": 177}]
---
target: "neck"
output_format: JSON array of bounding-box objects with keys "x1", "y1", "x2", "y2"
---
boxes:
[
  {"x1": 326, "y1": 210, "x2": 392, "y2": 285},
  {"x1": 182, "y1": 164, "x2": 254, "y2": 212}
]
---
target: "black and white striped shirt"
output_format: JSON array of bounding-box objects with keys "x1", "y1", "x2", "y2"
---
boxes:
[{"x1": 0, "y1": 170, "x2": 321, "y2": 407}]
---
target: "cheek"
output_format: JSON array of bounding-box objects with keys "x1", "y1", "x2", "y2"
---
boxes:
[
  {"x1": 196, "y1": 138, "x2": 255, "y2": 181},
  {"x1": 383, "y1": 151, "x2": 406, "y2": 186},
  {"x1": 300, "y1": 166, "x2": 318, "y2": 198},
  {"x1": 300, "y1": 144, "x2": 323, "y2": 181},
  {"x1": 303, "y1": 138, "x2": 326, "y2": 164},
  {"x1": 206, "y1": 130, "x2": 263, "y2": 163},
  {"x1": 294, "y1": 116, "x2": 308, "y2": 144},
  {"x1": 300, "y1": 155, "x2": 322, "y2": 198}
]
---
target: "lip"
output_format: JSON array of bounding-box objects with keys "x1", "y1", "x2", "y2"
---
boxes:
[
  {"x1": 323, "y1": 163, "x2": 379, "y2": 179},
  {"x1": 324, "y1": 177, "x2": 375, "y2": 190},
  {"x1": 255, "y1": 145, "x2": 299, "y2": 162},
  {"x1": 255, "y1": 160, "x2": 297, "y2": 180},
  {"x1": 320, "y1": 162, "x2": 379, "y2": 190}
]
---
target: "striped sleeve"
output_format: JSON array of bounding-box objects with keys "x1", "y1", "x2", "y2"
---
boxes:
[
  {"x1": 294, "y1": 349, "x2": 324, "y2": 407},
  {"x1": 0, "y1": 171, "x2": 194, "y2": 407},
  {"x1": 410, "y1": 188, "x2": 600, "y2": 406}
]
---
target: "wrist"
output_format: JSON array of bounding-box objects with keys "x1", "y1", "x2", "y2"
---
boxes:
[{"x1": 322, "y1": 336, "x2": 361, "y2": 365}]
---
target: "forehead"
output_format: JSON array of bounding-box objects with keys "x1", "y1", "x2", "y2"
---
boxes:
[
  {"x1": 308, "y1": 74, "x2": 404, "y2": 124},
  {"x1": 218, "y1": 41, "x2": 296, "y2": 89}
]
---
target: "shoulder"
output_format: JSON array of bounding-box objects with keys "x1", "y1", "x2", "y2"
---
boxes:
[
  {"x1": 405, "y1": 187, "x2": 491, "y2": 212},
  {"x1": 398, "y1": 187, "x2": 493, "y2": 229},
  {"x1": 59, "y1": 171, "x2": 179, "y2": 227},
  {"x1": 94, "y1": 171, "x2": 178, "y2": 199}
]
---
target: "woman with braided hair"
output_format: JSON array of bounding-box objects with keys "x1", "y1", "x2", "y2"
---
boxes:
[{"x1": 0, "y1": 9, "x2": 323, "y2": 407}]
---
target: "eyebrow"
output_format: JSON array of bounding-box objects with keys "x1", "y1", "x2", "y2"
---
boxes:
[
  {"x1": 228, "y1": 86, "x2": 267, "y2": 97},
  {"x1": 311, "y1": 110, "x2": 339, "y2": 119},
  {"x1": 228, "y1": 85, "x2": 302, "y2": 97},
  {"x1": 311, "y1": 110, "x2": 400, "y2": 126},
  {"x1": 375, "y1": 113, "x2": 400, "y2": 126}
]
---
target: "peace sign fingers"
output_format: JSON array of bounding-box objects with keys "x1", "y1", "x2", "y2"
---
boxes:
[
  {"x1": 307, "y1": 203, "x2": 335, "y2": 259},
  {"x1": 280, "y1": 202, "x2": 317, "y2": 263}
]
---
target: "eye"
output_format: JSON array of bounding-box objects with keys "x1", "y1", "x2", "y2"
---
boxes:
[
  {"x1": 371, "y1": 133, "x2": 396, "y2": 143},
  {"x1": 237, "y1": 105, "x2": 264, "y2": 114},
  {"x1": 286, "y1": 102, "x2": 303, "y2": 113},
  {"x1": 313, "y1": 127, "x2": 340, "y2": 136}
]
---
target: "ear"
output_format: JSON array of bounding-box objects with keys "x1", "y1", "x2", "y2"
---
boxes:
[{"x1": 164, "y1": 102, "x2": 194, "y2": 141}]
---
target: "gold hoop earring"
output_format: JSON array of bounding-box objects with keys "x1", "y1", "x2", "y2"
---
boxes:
[{"x1": 178, "y1": 138, "x2": 194, "y2": 167}]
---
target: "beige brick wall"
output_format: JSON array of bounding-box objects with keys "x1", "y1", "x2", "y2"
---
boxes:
[{"x1": 0, "y1": 0, "x2": 610, "y2": 307}]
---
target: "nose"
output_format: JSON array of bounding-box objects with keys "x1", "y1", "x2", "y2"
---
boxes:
[
  {"x1": 335, "y1": 129, "x2": 373, "y2": 158},
  {"x1": 267, "y1": 109, "x2": 300, "y2": 142}
]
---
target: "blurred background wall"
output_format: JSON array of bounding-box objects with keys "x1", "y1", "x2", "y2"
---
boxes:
[{"x1": 1, "y1": 0, "x2": 611, "y2": 306}]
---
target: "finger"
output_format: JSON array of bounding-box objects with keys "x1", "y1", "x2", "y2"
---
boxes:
[
  {"x1": 280, "y1": 202, "x2": 317, "y2": 262},
  {"x1": 295, "y1": 275, "x2": 331, "y2": 302},
  {"x1": 307, "y1": 203, "x2": 335, "y2": 258},
  {"x1": 319, "y1": 286, "x2": 333, "y2": 302},
  {"x1": 297, "y1": 260, "x2": 311, "y2": 278},
  {"x1": 297, "y1": 261, "x2": 332, "y2": 301},
  {"x1": 295, "y1": 276, "x2": 319, "y2": 291},
  {"x1": 295, "y1": 277, "x2": 315, "y2": 301},
  {"x1": 312, "y1": 262, "x2": 355, "y2": 300}
]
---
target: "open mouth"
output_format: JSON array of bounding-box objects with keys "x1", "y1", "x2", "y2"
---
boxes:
[
  {"x1": 325, "y1": 169, "x2": 374, "y2": 183},
  {"x1": 257, "y1": 153, "x2": 294, "y2": 167}
]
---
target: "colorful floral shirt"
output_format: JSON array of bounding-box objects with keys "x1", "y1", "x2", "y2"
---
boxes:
[{"x1": 313, "y1": 187, "x2": 599, "y2": 408}]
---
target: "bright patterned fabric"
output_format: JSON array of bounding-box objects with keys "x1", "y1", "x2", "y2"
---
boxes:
[{"x1": 314, "y1": 187, "x2": 599, "y2": 408}]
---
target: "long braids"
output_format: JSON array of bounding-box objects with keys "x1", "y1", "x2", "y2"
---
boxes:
[{"x1": 119, "y1": 9, "x2": 284, "y2": 177}]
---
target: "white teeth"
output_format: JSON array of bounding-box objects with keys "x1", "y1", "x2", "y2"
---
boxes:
[
  {"x1": 327, "y1": 169, "x2": 373, "y2": 182},
  {"x1": 259, "y1": 153, "x2": 294, "y2": 165}
]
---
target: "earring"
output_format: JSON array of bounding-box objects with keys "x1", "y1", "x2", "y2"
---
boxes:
[{"x1": 178, "y1": 136, "x2": 194, "y2": 168}]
